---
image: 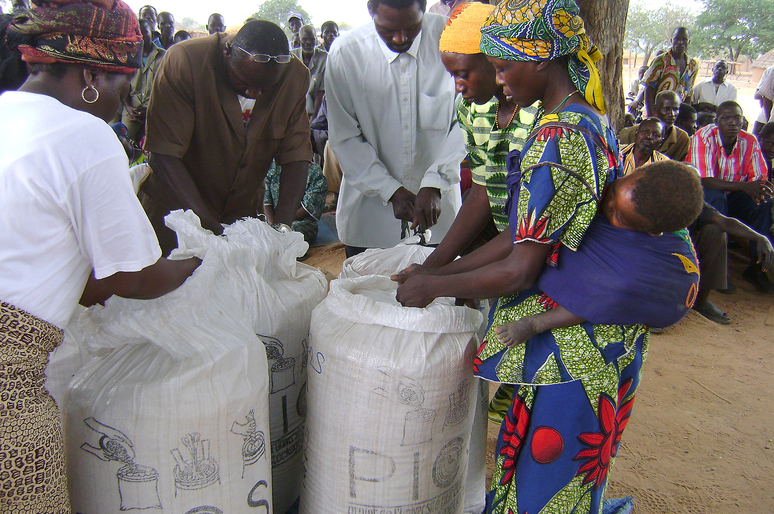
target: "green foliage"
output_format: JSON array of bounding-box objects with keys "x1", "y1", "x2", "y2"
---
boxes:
[
  {"x1": 181, "y1": 17, "x2": 204, "y2": 33},
  {"x1": 693, "y1": 0, "x2": 774, "y2": 62},
  {"x1": 250, "y1": 0, "x2": 311, "y2": 29},
  {"x1": 625, "y1": 1, "x2": 696, "y2": 65}
]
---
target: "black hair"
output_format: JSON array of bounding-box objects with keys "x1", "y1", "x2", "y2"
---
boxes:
[
  {"x1": 26, "y1": 61, "x2": 68, "y2": 78},
  {"x1": 696, "y1": 112, "x2": 715, "y2": 128},
  {"x1": 760, "y1": 122, "x2": 774, "y2": 140},
  {"x1": 138, "y1": 5, "x2": 157, "y2": 16},
  {"x1": 672, "y1": 26, "x2": 690, "y2": 38},
  {"x1": 0, "y1": 13, "x2": 28, "y2": 92},
  {"x1": 368, "y1": 0, "x2": 427, "y2": 13},
  {"x1": 630, "y1": 160, "x2": 704, "y2": 234},
  {"x1": 321, "y1": 20, "x2": 338, "y2": 32},
  {"x1": 676, "y1": 102, "x2": 696, "y2": 122},
  {"x1": 636, "y1": 117, "x2": 664, "y2": 134},
  {"x1": 716, "y1": 100, "x2": 742, "y2": 117},
  {"x1": 693, "y1": 101, "x2": 716, "y2": 114},
  {"x1": 233, "y1": 19, "x2": 289, "y2": 56},
  {"x1": 654, "y1": 89, "x2": 681, "y2": 107}
]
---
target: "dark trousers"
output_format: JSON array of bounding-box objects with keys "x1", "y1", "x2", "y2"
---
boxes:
[
  {"x1": 344, "y1": 245, "x2": 369, "y2": 259},
  {"x1": 703, "y1": 188, "x2": 773, "y2": 258},
  {"x1": 693, "y1": 224, "x2": 728, "y2": 291}
]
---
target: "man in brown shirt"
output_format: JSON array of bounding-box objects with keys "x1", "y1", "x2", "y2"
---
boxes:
[
  {"x1": 618, "y1": 91, "x2": 690, "y2": 161},
  {"x1": 142, "y1": 20, "x2": 312, "y2": 254}
]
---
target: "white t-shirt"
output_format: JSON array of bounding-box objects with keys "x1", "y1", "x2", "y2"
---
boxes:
[{"x1": 0, "y1": 92, "x2": 161, "y2": 328}]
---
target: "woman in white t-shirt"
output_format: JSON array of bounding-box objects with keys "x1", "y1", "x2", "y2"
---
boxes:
[{"x1": 0, "y1": 1, "x2": 200, "y2": 512}]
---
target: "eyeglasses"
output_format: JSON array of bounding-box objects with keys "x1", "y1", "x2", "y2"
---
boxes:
[{"x1": 233, "y1": 44, "x2": 292, "y2": 64}]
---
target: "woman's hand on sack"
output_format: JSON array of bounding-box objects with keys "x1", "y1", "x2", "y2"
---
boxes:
[
  {"x1": 391, "y1": 263, "x2": 438, "y2": 284},
  {"x1": 396, "y1": 274, "x2": 437, "y2": 308}
]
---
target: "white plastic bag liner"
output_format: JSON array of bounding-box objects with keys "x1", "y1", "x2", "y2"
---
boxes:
[
  {"x1": 302, "y1": 275, "x2": 483, "y2": 514},
  {"x1": 64, "y1": 211, "x2": 274, "y2": 514},
  {"x1": 336, "y1": 240, "x2": 488, "y2": 513},
  {"x1": 220, "y1": 217, "x2": 328, "y2": 514},
  {"x1": 45, "y1": 306, "x2": 97, "y2": 429},
  {"x1": 339, "y1": 236, "x2": 435, "y2": 279}
]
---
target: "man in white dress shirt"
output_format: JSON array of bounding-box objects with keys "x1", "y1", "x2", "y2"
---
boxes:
[
  {"x1": 693, "y1": 60, "x2": 737, "y2": 108},
  {"x1": 326, "y1": 0, "x2": 465, "y2": 257},
  {"x1": 753, "y1": 65, "x2": 774, "y2": 136}
]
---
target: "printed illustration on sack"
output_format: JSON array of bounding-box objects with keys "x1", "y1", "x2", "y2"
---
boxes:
[{"x1": 80, "y1": 417, "x2": 163, "y2": 511}]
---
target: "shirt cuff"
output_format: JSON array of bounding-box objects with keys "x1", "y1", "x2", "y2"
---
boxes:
[
  {"x1": 380, "y1": 180, "x2": 404, "y2": 205},
  {"x1": 420, "y1": 170, "x2": 454, "y2": 193}
]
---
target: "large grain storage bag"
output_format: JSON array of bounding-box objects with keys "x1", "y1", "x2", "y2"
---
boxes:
[
  {"x1": 302, "y1": 275, "x2": 483, "y2": 514},
  {"x1": 339, "y1": 237, "x2": 435, "y2": 279},
  {"x1": 337, "y1": 243, "x2": 488, "y2": 514},
  {"x1": 220, "y1": 218, "x2": 328, "y2": 514},
  {"x1": 65, "y1": 211, "x2": 274, "y2": 514}
]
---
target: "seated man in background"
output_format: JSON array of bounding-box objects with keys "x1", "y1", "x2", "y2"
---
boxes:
[
  {"x1": 619, "y1": 117, "x2": 670, "y2": 175},
  {"x1": 697, "y1": 111, "x2": 715, "y2": 131},
  {"x1": 264, "y1": 162, "x2": 327, "y2": 244},
  {"x1": 689, "y1": 202, "x2": 774, "y2": 324},
  {"x1": 619, "y1": 90, "x2": 690, "y2": 161},
  {"x1": 676, "y1": 103, "x2": 697, "y2": 136},
  {"x1": 688, "y1": 100, "x2": 774, "y2": 292},
  {"x1": 173, "y1": 30, "x2": 191, "y2": 44},
  {"x1": 758, "y1": 122, "x2": 774, "y2": 177}
]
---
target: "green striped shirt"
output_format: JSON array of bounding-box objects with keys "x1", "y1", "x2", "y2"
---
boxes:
[{"x1": 458, "y1": 97, "x2": 538, "y2": 232}]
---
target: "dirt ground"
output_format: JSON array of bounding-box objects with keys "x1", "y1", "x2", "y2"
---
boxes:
[{"x1": 305, "y1": 243, "x2": 774, "y2": 514}]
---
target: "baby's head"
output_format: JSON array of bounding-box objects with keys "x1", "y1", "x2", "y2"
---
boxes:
[{"x1": 601, "y1": 161, "x2": 703, "y2": 234}]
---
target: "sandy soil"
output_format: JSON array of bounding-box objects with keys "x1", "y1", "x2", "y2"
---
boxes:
[{"x1": 305, "y1": 243, "x2": 774, "y2": 514}]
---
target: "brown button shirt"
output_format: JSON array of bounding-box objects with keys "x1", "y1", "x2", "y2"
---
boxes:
[{"x1": 142, "y1": 33, "x2": 312, "y2": 251}]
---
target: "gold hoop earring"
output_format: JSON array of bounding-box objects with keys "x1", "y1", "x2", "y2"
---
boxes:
[{"x1": 81, "y1": 85, "x2": 99, "y2": 104}]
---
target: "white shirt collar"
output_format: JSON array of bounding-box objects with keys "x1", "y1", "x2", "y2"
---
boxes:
[{"x1": 375, "y1": 21, "x2": 424, "y2": 63}]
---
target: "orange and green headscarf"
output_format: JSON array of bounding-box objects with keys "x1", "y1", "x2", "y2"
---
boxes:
[{"x1": 479, "y1": 0, "x2": 606, "y2": 114}]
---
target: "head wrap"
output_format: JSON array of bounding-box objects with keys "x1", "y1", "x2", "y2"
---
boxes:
[
  {"x1": 8, "y1": 0, "x2": 142, "y2": 73},
  {"x1": 479, "y1": 0, "x2": 605, "y2": 114},
  {"x1": 439, "y1": 2, "x2": 495, "y2": 55}
]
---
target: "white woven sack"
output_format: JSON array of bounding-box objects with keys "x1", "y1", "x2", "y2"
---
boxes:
[
  {"x1": 220, "y1": 218, "x2": 328, "y2": 514},
  {"x1": 45, "y1": 306, "x2": 97, "y2": 433},
  {"x1": 301, "y1": 275, "x2": 483, "y2": 514},
  {"x1": 339, "y1": 236, "x2": 435, "y2": 279},
  {"x1": 64, "y1": 211, "x2": 274, "y2": 514},
  {"x1": 336, "y1": 241, "x2": 489, "y2": 513}
]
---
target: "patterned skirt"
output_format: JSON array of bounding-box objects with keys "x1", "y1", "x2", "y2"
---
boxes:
[
  {"x1": 477, "y1": 294, "x2": 648, "y2": 514},
  {"x1": 0, "y1": 301, "x2": 70, "y2": 513}
]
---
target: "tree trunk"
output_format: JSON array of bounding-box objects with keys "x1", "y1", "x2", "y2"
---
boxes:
[{"x1": 577, "y1": 0, "x2": 631, "y2": 132}]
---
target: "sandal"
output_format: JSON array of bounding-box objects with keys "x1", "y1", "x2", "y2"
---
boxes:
[{"x1": 693, "y1": 301, "x2": 732, "y2": 325}]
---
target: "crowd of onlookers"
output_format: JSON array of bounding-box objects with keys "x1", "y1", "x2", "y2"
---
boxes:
[{"x1": 620, "y1": 26, "x2": 774, "y2": 323}]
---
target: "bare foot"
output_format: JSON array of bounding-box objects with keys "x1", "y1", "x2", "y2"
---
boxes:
[{"x1": 494, "y1": 317, "x2": 538, "y2": 348}]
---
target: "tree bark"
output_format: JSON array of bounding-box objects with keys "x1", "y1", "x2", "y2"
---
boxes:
[{"x1": 577, "y1": 0, "x2": 631, "y2": 132}]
